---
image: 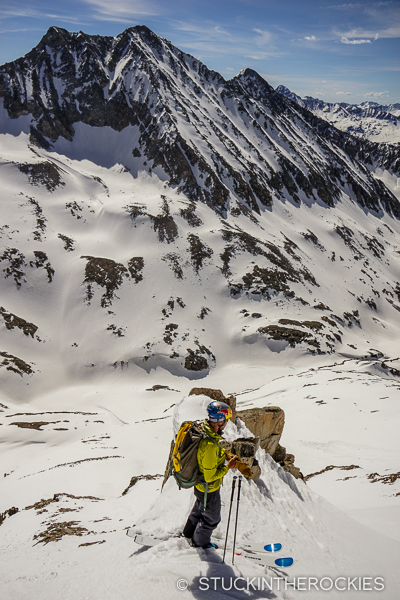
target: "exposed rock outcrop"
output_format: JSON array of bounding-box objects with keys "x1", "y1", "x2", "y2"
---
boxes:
[
  {"x1": 237, "y1": 405, "x2": 303, "y2": 480},
  {"x1": 236, "y1": 406, "x2": 284, "y2": 456},
  {"x1": 272, "y1": 444, "x2": 304, "y2": 480}
]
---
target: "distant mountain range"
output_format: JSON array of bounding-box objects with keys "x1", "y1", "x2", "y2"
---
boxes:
[
  {"x1": 276, "y1": 85, "x2": 400, "y2": 143},
  {"x1": 1, "y1": 26, "x2": 400, "y2": 398}
]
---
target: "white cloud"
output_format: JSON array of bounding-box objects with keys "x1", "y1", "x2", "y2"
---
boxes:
[
  {"x1": 338, "y1": 25, "x2": 400, "y2": 39},
  {"x1": 82, "y1": 0, "x2": 161, "y2": 21},
  {"x1": 327, "y1": 3, "x2": 363, "y2": 9},
  {"x1": 336, "y1": 91, "x2": 352, "y2": 95},
  {"x1": 245, "y1": 53, "x2": 277, "y2": 60},
  {"x1": 253, "y1": 28, "x2": 273, "y2": 46},
  {"x1": 293, "y1": 35, "x2": 321, "y2": 43},
  {"x1": 172, "y1": 22, "x2": 283, "y2": 62},
  {"x1": 365, "y1": 91, "x2": 389, "y2": 97},
  {"x1": 173, "y1": 22, "x2": 229, "y2": 37},
  {"x1": 0, "y1": 28, "x2": 31, "y2": 33},
  {"x1": 340, "y1": 36, "x2": 372, "y2": 44},
  {"x1": 0, "y1": 8, "x2": 82, "y2": 24},
  {"x1": 328, "y1": 1, "x2": 395, "y2": 11}
]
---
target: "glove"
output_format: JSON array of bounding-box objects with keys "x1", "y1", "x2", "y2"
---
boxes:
[{"x1": 224, "y1": 450, "x2": 253, "y2": 479}]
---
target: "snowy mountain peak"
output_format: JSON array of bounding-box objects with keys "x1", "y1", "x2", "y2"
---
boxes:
[
  {"x1": 234, "y1": 68, "x2": 275, "y2": 96},
  {"x1": 1, "y1": 26, "x2": 399, "y2": 213},
  {"x1": 276, "y1": 84, "x2": 400, "y2": 143},
  {"x1": 1, "y1": 26, "x2": 400, "y2": 399},
  {"x1": 275, "y1": 84, "x2": 303, "y2": 105}
]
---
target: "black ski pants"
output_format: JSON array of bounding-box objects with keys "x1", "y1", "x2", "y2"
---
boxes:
[{"x1": 183, "y1": 487, "x2": 221, "y2": 547}]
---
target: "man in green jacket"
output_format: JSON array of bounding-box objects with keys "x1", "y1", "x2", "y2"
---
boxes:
[{"x1": 182, "y1": 401, "x2": 237, "y2": 548}]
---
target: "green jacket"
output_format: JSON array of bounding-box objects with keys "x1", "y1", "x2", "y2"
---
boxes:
[{"x1": 195, "y1": 419, "x2": 229, "y2": 493}]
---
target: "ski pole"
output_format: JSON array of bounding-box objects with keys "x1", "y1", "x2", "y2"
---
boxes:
[
  {"x1": 232, "y1": 476, "x2": 242, "y2": 565},
  {"x1": 222, "y1": 475, "x2": 237, "y2": 563}
]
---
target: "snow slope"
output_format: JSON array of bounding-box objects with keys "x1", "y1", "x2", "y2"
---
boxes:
[
  {"x1": 1, "y1": 126, "x2": 399, "y2": 600},
  {"x1": 1, "y1": 25, "x2": 399, "y2": 600},
  {"x1": 1, "y1": 131, "x2": 399, "y2": 400},
  {"x1": 1, "y1": 389, "x2": 399, "y2": 600}
]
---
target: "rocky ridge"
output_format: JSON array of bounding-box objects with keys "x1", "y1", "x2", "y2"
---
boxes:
[
  {"x1": 1, "y1": 26, "x2": 399, "y2": 216},
  {"x1": 0, "y1": 26, "x2": 400, "y2": 397},
  {"x1": 276, "y1": 84, "x2": 400, "y2": 144}
]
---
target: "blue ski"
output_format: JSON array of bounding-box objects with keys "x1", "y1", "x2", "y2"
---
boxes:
[{"x1": 236, "y1": 549, "x2": 294, "y2": 568}]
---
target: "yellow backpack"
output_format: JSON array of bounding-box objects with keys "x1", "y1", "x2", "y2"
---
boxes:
[{"x1": 171, "y1": 421, "x2": 218, "y2": 489}]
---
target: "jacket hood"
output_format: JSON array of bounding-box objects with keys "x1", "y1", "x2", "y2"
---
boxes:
[{"x1": 202, "y1": 418, "x2": 223, "y2": 442}]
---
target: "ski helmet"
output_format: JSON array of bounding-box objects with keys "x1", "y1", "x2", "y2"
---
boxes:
[{"x1": 207, "y1": 400, "x2": 232, "y2": 423}]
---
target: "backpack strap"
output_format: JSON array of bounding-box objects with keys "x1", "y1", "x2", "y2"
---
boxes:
[
  {"x1": 203, "y1": 482, "x2": 208, "y2": 511},
  {"x1": 203, "y1": 431, "x2": 225, "y2": 460},
  {"x1": 203, "y1": 429, "x2": 221, "y2": 447},
  {"x1": 201, "y1": 430, "x2": 223, "y2": 510}
]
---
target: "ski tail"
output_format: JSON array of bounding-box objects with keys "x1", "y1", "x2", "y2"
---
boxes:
[
  {"x1": 127, "y1": 531, "x2": 166, "y2": 546},
  {"x1": 127, "y1": 530, "x2": 186, "y2": 547},
  {"x1": 264, "y1": 543, "x2": 282, "y2": 553},
  {"x1": 275, "y1": 557, "x2": 294, "y2": 567}
]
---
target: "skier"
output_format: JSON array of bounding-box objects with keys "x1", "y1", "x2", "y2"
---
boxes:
[{"x1": 182, "y1": 400, "x2": 237, "y2": 549}]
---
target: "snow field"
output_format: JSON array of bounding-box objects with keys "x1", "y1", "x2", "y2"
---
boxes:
[{"x1": 1, "y1": 378, "x2": 399, "y2": 599}]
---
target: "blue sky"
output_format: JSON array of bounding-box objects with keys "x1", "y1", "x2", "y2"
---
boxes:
[{"x1": 1, "y1": 0, "x2": 399, "y2": 104}]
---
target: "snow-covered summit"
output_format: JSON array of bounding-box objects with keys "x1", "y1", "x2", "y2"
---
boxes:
[{"x1": 2, "y1": 26, "x2": 399, "y2": 212}]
